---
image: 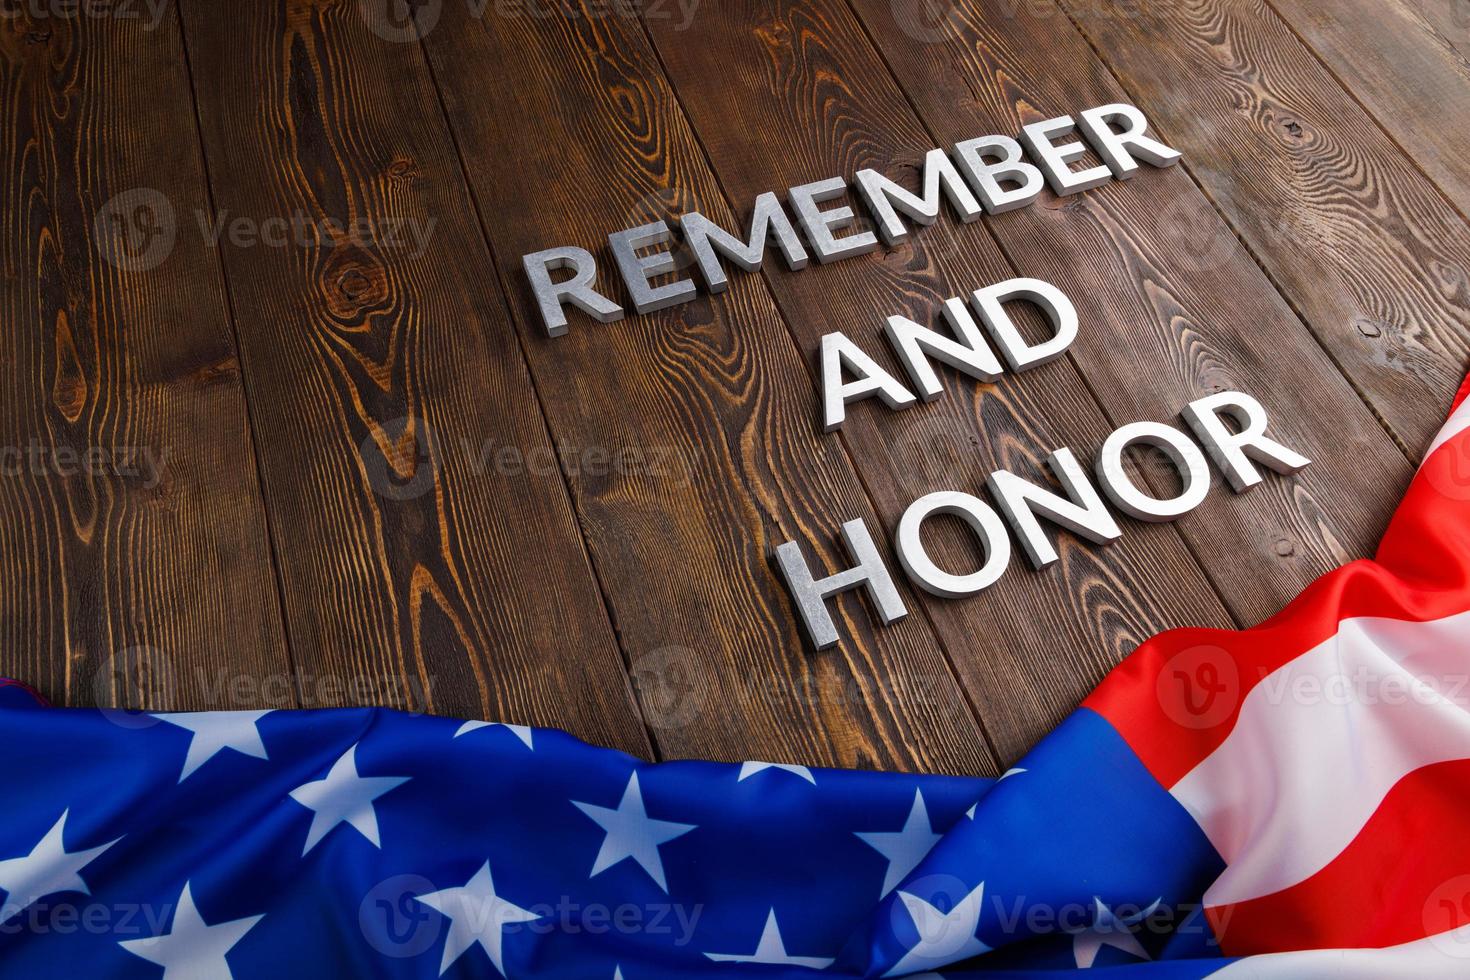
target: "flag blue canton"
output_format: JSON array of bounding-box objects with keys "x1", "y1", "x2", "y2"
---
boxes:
[{"x1": 0, "y1": 683, "x2": 1229, "y2": 978}]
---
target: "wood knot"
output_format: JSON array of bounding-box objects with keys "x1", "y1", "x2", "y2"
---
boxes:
[
  {"x1": 51, "y1": 308, "x2": 87, "y2": 422},
  {"x1": 753, "y1": 19, "x2": 790, "y2": 50},
  {"x1": 386, "y1": 157, "x2": 421, "y2": 184},
  {"x1": 191, "y1": 356, "x2": 240, "y2": 388},
  {"x1": 1273, "y1": 537, "x2": 1296, "y2": 558},
  {"x1": 1278, "y1": 116, "x2": 1310, "y2": 145},
  {"x1": 338, "y1": 268, "x2": 371, "y2": 300},
  {"x1": 321, "y1": 245, "x2": 390, "y2": 322},
  {"x1": 1354, "y1": 317, "x2": 1386, "y2": 339},
  {"x1": 1042, "y1": 193, "x2": 1085, "y2": 213}
]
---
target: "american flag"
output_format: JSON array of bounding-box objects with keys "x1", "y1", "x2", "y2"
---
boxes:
[{"x1": 3, "y1": 375, "x2": 1470, "y2": 978}]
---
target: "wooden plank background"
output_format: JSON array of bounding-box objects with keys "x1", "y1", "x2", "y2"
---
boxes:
[{"x1": 1, "y1": 0, "x2": 1466, "y2": 774}]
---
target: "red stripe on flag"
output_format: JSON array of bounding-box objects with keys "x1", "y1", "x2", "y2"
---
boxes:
[
  {"x1": 1085, "y1": 394, "x2": 1470, "y2": 789},
  {"x1": 1207, "y1": 759, "x2": 1470, "y2": 955}
]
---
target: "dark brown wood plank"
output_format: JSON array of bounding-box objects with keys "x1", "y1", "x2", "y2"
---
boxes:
[
  {"x1": 641, "y1": 1, "x2": 1237, "y2": 761},
  {"x1": 844, "y1": 0, "x2": 1415, "y2": 627},
  {"x1": 174, "y1": 1, "x2": 648, "y2": 754},
  {"x1": 0, "y1": 10, "x2": 291, "y2": 707},
  {"x1": 420, "y1": 3, "x2": 999, "y2": 773},
  {"x1": 1266, "y1": 0, "x2": 1470, "y2": 218},
  {"x1": 1054, "y1": 0, "x2": 1470, "y2": 454}
]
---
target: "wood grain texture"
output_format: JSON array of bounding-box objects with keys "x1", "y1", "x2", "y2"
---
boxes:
[
  {"x1": 1056, "y1": 0, "x2": 1470, "y2": 455},
  {"x1": 174, "y1": 0, "x2": 649, "y2": 754},
  {"x1": 421, "y1": 0, "x2": 999, "y2": 774},
  {"x1": 1403, "y1": 0, "x2": 1470, "y2": 62},
  {"x1": 1266, "y1": 0, "x2": 1470, "y2": 218},
  {"x1": 845, "y1": 0, "x2": 1415, "y2": 628},
  {"x1": 0, "y1": 7, "x2": 291, "y2": 708},
  {"x1": 642, "y1": 0, "x2": 1237, "y2": 761}
]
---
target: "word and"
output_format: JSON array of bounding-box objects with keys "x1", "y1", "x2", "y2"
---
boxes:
[{"x1": 820, "y1": 276, "x2": 1074, "y2": 431}]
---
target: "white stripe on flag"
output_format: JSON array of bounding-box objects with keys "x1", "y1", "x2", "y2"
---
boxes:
[
  {"x1": 1171, "y1": 609, "x2": 1470, "y2": 909},
  {"x1": 1212, "y1": 923, "x2": 1470, "y2": 978},
  {"x1": 1421, "y1": 396, "x2": 1470, "y2": 467}
]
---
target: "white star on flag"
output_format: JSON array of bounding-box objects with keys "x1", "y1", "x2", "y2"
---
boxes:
[
  {"x1": 737, "y1": 761, "x2": 815, "y2": 784},
  {"x1": 0, "y1": 810, "x2": 120, "y2": 923},
  {"x1": 119, "y1": 881, "x2": 263, "y2": 979},
  {"x1": 704, "y1": 908, "x2": 835, "y2": 969},
  {"x1": 1070, "y1": 897, "x2": 1158, "y2": 968},
  {"x1": 454, "y1": 720, "x2": 534, "y2": 749},
  {"x1": 287, "y1": 744, "x2": 410, "y2": 854},
  {"x1": 886, "y1": 881, "x2": 990, "y2": 977},
  {"x1": 572, "y1": 772, "x2": 696, "y2": 893},
  {"x1": 152, "y1": 711, "x2": 272, "y2": 781},
  {"x1": 414, "y1": 861, "x2": 542, "y2": 977},
  {"x1": 856, "y1": 788, "x2": 943, "y2": 897}
]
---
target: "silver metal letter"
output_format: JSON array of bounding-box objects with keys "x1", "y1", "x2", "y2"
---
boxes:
[
  {"x1": 953, "y1": 135, "x2": 1045, "y2": 214},
  {"x1": 986, "y1": 448, "x2": 1123, "y2": 569},
  {"x1": 895, "y1": 491, "x2": 1013, "y2": 598},
  {"x1": 788, "y1": 177, "x2": 880, "y2": 264},
  {"x1": 523, "y1": 246, "x2": 625, "y2": 338},
  {"x1": 1077, "y1": 103, "x2": 1182, "y2": 180},
  {"x1": 854, "y1": 148, "x2": 983, "y2": 246},
  {"x1": 1182, "y1": 392, "x2": 1312, "y2": 493},
  {"x1": 820, "y1": 332, "x2": 918, "y2": 432},
  {"x1": 1018, "y1": 114, "x2": 1114, "y2": 196},
  {"x1": 970, "y1": 278, "x2": 1078, "y2": 372},
  {"x1": 882, "y1": 298, "x2": 1004, "y2": 402},
  {"x1": 680, "y1": 194, "x2": 809, "y2": 294},
  {"x1": 1096, "y1": 421, "x2": 1211, "y2": 522},
  {"x1": 775, "y1": 519, "x2": 908, "y2": 650},
  {"x1": 607, "y1": 220, "x2": 698, "y2": 315}
]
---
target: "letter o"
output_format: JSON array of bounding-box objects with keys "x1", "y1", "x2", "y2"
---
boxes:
[
  {"x1": 895, "y1": 491, "x2": 1013, "y2": 598},
  {"x1": 1096, "y1": 421, "x2": 1211, "y2": 522}
]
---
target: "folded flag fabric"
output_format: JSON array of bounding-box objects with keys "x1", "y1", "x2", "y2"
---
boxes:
[{"x1": 4, "y1": 376, "x2": 1470, "y2": 979}]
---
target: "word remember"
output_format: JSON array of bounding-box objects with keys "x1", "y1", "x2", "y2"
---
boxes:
[{"x1": 521, "y1": 102, "x2": 1180, "y2": 337}]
